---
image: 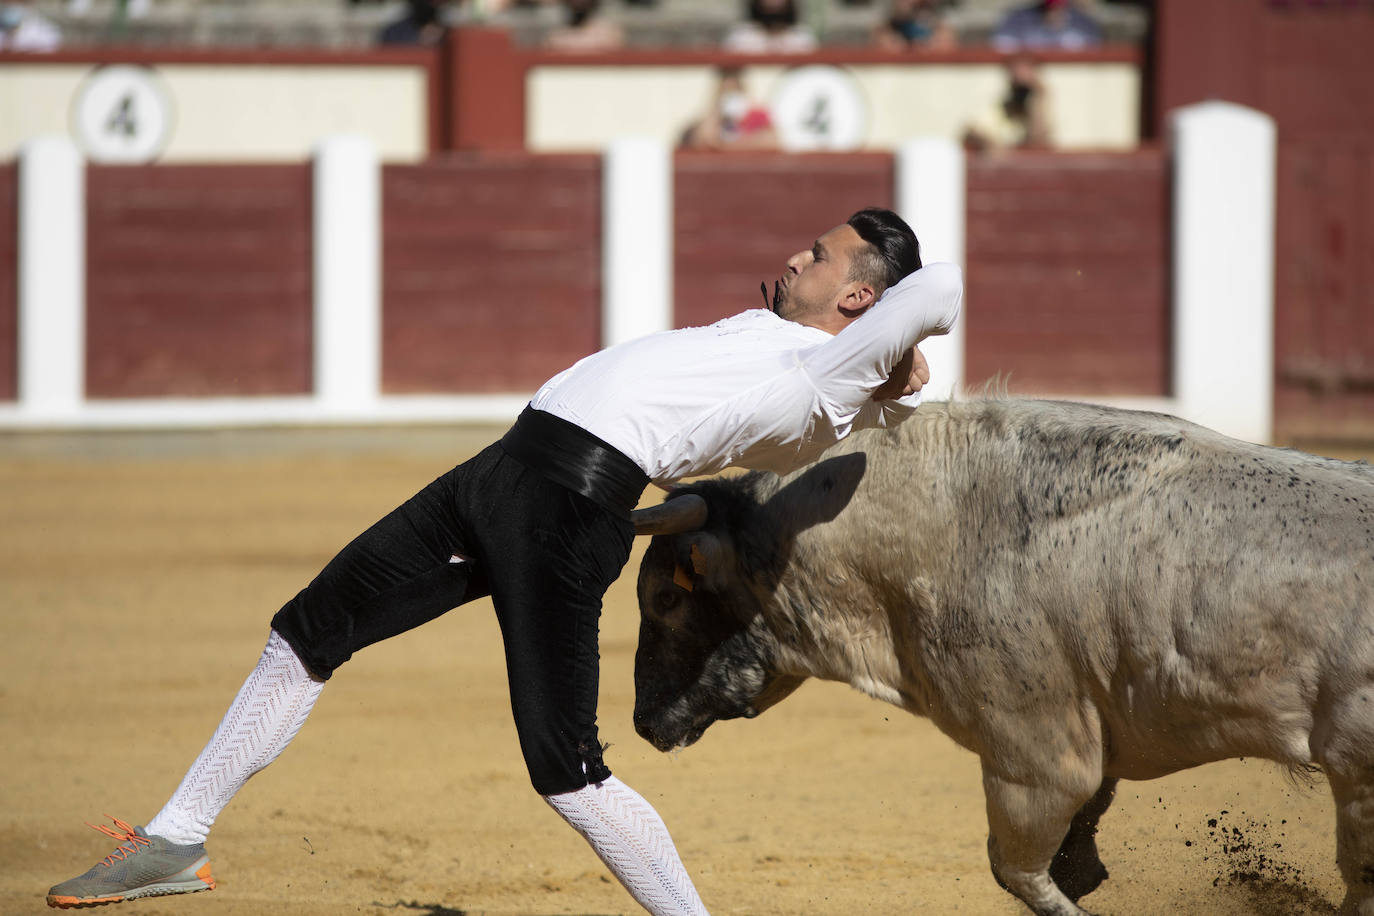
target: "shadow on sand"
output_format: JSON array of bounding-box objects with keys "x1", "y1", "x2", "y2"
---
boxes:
[{"x1": 373, "y1": 901, "x2": 621, "y2": 916}]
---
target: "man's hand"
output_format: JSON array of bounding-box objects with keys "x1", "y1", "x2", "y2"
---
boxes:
[{"x1": 871, "y1": 345, "x2": 930, "y2": 401}]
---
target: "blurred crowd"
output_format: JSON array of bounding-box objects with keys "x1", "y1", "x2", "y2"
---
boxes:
[
  {"x1": 3, "y1": 0, "x2": 1149, "y2": 55},
  {"x1": 0, "y1": 0, "x2": 61, "y2": 49},
  {"x1": 374, "y1": 0, "x2": 1145, "y2": 54}
]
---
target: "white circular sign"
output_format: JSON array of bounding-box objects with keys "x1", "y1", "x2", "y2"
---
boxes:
[
  {"x1": 770, "y1": 65, "x2": 868, "y2": 152},
  {"x1": 71, "y1": 65, "x2": 174, "y2": 164}
]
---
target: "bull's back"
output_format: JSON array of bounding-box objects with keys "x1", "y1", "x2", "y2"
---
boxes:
[
  {"x1": 798, "y1": 399, "x2": 1374, "y2": 773},
  {"x1": 1001, "y1": 401, "x2": 1371, "y2": 772},
  {"x1": 1098, "y1": 428, "x2": 1372, "y2": 770}
]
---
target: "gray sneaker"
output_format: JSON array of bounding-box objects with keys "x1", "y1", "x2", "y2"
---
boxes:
[{"x1": 46, "y1": 816, "x2": 215, "y2": 909}]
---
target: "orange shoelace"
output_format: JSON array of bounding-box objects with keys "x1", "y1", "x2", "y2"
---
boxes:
[{"x1": 85, "y1": 816, "x2": 152, "y2": 868}]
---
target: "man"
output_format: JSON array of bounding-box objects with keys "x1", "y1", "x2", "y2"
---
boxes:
[
  {"x1": 0, "y1": 0, "x2": 61, "y2": 52},
  {"x1": 376, "y1": 0, "x2": 449, "y2": 46},
  {"x1": 46, "y1": 208, "x2": 962, "y2": 915},
  {"x1": 679, "y1": 67, "x2": 778, "y2": 151},
  {"x1": 962, "y1": 55, "x2": 1054, "y2": 152},
  {"x1": 992, "y1": 0, "x2": 1103, "y2": 51}
]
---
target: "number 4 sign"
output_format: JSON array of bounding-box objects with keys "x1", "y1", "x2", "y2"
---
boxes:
[
  {"x1": 770, "y1": 65, "x2": 869, "y2": 152},
  {"x1": 71, "y1": 64, "x2": 175, "y2": 164}
]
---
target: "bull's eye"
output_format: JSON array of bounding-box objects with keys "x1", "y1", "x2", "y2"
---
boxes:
[{"x1": 654, "y1": 589, "x2": 682, "y2": 614}]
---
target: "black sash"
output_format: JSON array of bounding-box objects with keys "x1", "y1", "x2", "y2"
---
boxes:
[{"x1": 499, "y1": 405, "x2": 649, "y2": 519}]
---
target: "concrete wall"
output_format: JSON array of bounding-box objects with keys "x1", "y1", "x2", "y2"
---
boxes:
[
  {"x1": 0, "y1": 43, "x2": 1139, "y2": 164},
  {"x1": 526, "y1": 60, "x2": 1140, "y2": 153},
  {"x1": 0, "y1": 57, "x2": 433, "y2": 163}
]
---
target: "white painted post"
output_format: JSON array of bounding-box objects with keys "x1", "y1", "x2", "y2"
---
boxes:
[
  {"x1": 1172, "y1": 102, "x2": 1276, "y2": 444},
  {"x1": 603, "y1": 136, "x2": 672, "y2": 348},
  {"x1": 18, "y1": 136, "x2": 85, "y2": 417},
  {"x1": 896, "y1": 137, "x2": 966, "y2": 400},
  {"x1": 313, "y1": 135, "x2": 381, "y2": 414}
]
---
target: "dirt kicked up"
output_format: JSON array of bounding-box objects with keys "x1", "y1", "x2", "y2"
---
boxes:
[{"x1": 0, "y1": 425, "x2": 1360, "y2": 915}]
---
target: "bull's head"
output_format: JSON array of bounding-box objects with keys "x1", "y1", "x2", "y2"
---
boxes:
[{"x1": 630, "y1": 484, "x2": 805, "y2": 752}]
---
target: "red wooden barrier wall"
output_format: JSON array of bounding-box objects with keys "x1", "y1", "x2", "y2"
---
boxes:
[
  {"x1": 45, "y1": 153, "x2": 1177, "y2": 407},
  {"x1": 380, "y1": 155, "x2": 602, "y2": 394},
  {"x1": 671, "y1": 151, "x2": 1170, "y2": 397},
  {"x1": 1277, "y1": 142, "x2": 1374, "y2": 442},
  {"x1": 673, "y1": 153, "x2": 893, "y2": 329},
  {"x1": 85, "y1": 165, "x2": 312, "y2": 398},
  {"x1": 1155, "y1": 0, "x2": 1374, "y2": 443},
  {"x1": 0, "y1": 163, "x2": 15, "y2": 402},
  {"x1": 964, "y1": 150, "x2": 1170, "y2": 396}
]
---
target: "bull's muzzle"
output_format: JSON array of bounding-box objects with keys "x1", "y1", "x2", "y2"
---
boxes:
[
  {"x1": 634, "y1": 703, "x2": 757, "y2": 753},
  {"x1": 633, "y1": 709, "x2": 694, "y2": 753}
]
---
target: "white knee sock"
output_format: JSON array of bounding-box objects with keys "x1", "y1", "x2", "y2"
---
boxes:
[
  {"x1": 543, "y1": 776, "x2": 710, "y2": 916},
  {"x1": 145, "y1": 629, "x2": 324, "y2": 846}
]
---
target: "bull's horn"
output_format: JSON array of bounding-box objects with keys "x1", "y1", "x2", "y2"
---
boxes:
[{"x1": 631, "y1": 494, "x2": 708, "y2": 536}]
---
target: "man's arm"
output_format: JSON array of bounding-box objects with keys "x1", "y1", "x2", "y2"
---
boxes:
[
  {"x1": 802, "y1": 262, "x2": 963, "y2": 409},
  {"x1": 870, "y1": 344, "x2": 930, "y2": 401}
]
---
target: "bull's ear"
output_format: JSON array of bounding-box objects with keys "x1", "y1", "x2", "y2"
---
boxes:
[
  {"x1": 675, "y1": 531, "x2": 734, "y2": 594},
  {"x1": 632, "y1": 494, "x2": 708, "y2": 536}
]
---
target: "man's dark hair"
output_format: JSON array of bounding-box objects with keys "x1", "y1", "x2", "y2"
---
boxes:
[{"x1": 846, "y1": 207, "x2": 922, "y2": 296}]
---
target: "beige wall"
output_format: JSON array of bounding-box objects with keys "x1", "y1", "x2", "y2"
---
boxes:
[
  {"x1": 0, "y1": 63, "x2": 429, "y2": 162},
  {"x1": 0, "y1": 58, "x2": 1138, "y2": 162},
  {"x1": 527, "y1": 61, "x2": 1139, "y2": 152}
]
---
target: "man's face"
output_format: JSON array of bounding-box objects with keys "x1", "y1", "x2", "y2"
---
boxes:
[{"x1": 770, "y1": 224, "x2": 866, "y2": 327}]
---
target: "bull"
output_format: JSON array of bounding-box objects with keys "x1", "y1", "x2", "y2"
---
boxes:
[{"x1": 628, "y1": 397, "x2": 1374, "y2": 916}]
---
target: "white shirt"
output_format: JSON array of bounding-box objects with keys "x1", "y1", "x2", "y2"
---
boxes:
[
  {"x1": 532, "y1": 262, "x2": 963, "y2": 485},
  {"x1": 721, "y1": 22, "x2": 819, "y2": 54}
]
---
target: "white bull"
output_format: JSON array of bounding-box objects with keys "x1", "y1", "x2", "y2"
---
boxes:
[{"x1": 629, "y1": 397, "x2": 1374, "y2": 916}]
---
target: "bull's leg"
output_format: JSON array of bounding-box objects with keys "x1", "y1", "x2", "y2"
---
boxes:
[
  {"x1": 1049, "y1": 777, "x2": 1116, "y2": 902},
  {"x1": 1326, "y1": 769, "x2": 1374, "y2": 915},
  {"x1": 982, "y1": 762, "x2": 1103, "y2": 916},
  {"x1": 1313, "y1": 681, "x2": 1374, "y2": 915}
]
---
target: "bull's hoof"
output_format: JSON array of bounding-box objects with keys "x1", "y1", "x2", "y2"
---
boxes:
[{"x1": 1050, "y1": 852, "x2": 1109, "y2": 902}]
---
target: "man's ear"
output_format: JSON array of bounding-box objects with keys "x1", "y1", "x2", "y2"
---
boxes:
[{"x1": 837, "y1": 282, "x2": 877, "y2": 319}]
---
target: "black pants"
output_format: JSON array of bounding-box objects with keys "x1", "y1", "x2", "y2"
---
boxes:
[{"x1": 271, "y1": 413, "x2": 642, "y2": 795}]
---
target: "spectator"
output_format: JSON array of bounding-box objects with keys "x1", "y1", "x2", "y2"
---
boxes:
[
  {"x1": 0, "y1": 0, "x2": 61, "y2": 51},
  {"x1": 377, "y1": 0, "x2": 451, "y2": 45},
  {"x1": 544, "y1": 0, "x2": 624, "y2": 52},
  {"x1": 872, "y1": 0, "x2": 957, "y2": 51},
  {"x1": 679, "y1": 66, "x2": 779, "y2": 151},
  {"x1": 961, "y1": 54, "x2": 1053, "y2": 152},
  {"x1": 722, "y1": 0, "x2": 818, "y2": 54},
  {"x1": 992, "y1": 0, "x2": 1102, "y2": 52}
]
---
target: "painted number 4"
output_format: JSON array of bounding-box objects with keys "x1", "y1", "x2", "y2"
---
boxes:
[
  {"x1": 802, "y1": 94, "x2": 832, "y2": 138},
  {"x1": 105, "y1": 93, "x2": 139, "y2": 138},
  {"x1": 72, "y1": 65, "x2": 173, "y2": 163},
  {"x1": 771, "y1": 65, "x2": 867, "y2": 152}
]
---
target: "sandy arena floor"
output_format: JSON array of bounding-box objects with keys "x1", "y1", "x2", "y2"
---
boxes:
[{"x1": 2, "y1": 423, "x2": 1366, "y2": 915}]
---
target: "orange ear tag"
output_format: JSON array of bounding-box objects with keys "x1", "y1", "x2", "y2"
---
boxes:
[
  {"x1": 672, "y1": 564, "x2": 694, "y2": 592},
  {"x1": 689, "y1": 543, "x2": 708, "y2": 575}
]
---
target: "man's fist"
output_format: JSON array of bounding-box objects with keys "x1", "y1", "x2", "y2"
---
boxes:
[{"x1": 871, "y1": 345, "x2": 930, "y2": 401}]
